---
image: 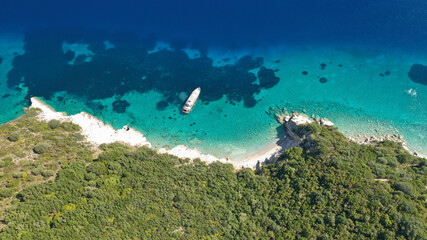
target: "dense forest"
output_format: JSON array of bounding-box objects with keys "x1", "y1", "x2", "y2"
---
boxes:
[{"x1": 0, "y1": 110, "x2": 426, "y2": 239}]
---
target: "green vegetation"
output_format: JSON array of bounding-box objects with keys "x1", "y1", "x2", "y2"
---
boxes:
[
  {"x1": 0, "y1": 108, "x2": 93, "y2": 214},
  {"x1": 0, "y1": 117, "x2": 424, "y2": 239},
  {"x1": 33, "y1": 142, "x2": 50, "y2": 154},
  {"x1": 7, "y1": 132, "x2": 20, "y2": 142},
  {"x1": 0, "y1": 108, "x2": 424, "y2": 239},
  {"x1": 48, "y1": 119, "x2": 61, "y2": 129}
]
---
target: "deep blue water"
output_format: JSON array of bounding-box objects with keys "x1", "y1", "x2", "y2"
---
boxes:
[{"x1": 1, "y1": 0, "x2": 426, "y2": 49}]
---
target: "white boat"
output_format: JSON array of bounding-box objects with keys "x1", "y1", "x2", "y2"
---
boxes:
[{"x1": 182, "y1": 87, "x2": 201, "y2": 113}]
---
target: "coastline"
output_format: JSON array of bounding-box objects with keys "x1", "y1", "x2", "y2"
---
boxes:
[
  {"x1": 29, "y1": 97, "x2": 423, "y2": 170},
  {"x1": 29, "y1": 97, "x2": 241, "y2": 167}
]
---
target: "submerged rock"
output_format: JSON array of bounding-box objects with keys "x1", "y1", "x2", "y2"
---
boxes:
[
  {"x1": 319, "y1": 77, "x2": 327, "y2": 83},
  {"x1": 156, "y1": 100, "x2": 169, "y2": 110},
  {"x1": 320, "y1": 63, "x2": 326, "y2": 70},
  {"x1": 408, "y1": 64, "x2": 427, "y2": 85},
  {"x1": 237, "y1": 55, "x2": 263, "y2": 70},
  {"x1": 258, "y1": 67, "x2": 279, "y2": 88},
  {"x1": 112, "y1": 100, "x2": 130, "y2": 113}
]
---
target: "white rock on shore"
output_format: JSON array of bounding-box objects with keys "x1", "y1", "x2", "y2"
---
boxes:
[
  {"x1": 30, "y1": 97, "x2": 151, "y2": 147},
  {"x1": 320, "y1": 118, "x2": 334, "y2": 126},
  {"x1": 166, "y1": 145, "x2": 232, "y2": 165},
  {"x1": 289, "y1": 113, "x2": 313, "y2": 125}
]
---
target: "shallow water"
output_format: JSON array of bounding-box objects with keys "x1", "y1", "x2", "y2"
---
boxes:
[{"x1": 0, "y1": 34, "x2": 425, "y2": 159}]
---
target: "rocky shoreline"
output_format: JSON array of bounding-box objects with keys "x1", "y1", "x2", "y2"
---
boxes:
[{"x1": 271, "y1": 106, "x2": 423, "y2": 158}]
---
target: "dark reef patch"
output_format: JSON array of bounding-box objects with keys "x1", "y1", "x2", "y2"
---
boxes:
[
  {"x1": 112, "y1": 100, "x2": 130, "y2": 113},
  {"x1": 408, "y1": 64, "x2": 427, "y2": 85},
  {"x1": 258, "y1": 67, "x2": 279, "y2": 88},
  {"x1": 156, "y1": 100, "x2": 169, "y2": 111},
  {"x1": 320, "y1": 63, "x2": 326, "y2": 70},
  {"x1": 236, "y1": 55, "x2": 263, "y2": 70},
  {"x1": 8, "y1": 29, "x2": 280, "y2": 108},
  {"x1": 302, "y1": 71, "x2": 308, "y2": 75},
  {"x1": 380, "y1": 70, "x2": 390, "y2": 77},
  {"x1": 87, "y1": 101, "x2": 105, "y2": 112},
  {"x1": 319, "y1": 77, "x2": 327, "y2": 83}
]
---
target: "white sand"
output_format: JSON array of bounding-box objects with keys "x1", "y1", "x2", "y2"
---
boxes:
[{"x1": 30, "y1": 97, "x2": 151, "y2": 147}]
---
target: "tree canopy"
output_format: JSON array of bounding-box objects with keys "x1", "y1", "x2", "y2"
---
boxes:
[{"x1": 0, "y1": 117, "x2": 426, "y2": 239}]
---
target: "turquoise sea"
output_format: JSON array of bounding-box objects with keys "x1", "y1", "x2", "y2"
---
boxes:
[
  {"x1": 1, "y1": 0, "x2": 426, "y2": 160},
  {"x1": 0, "y1": 34, "x2": 426, "y2": 159}
]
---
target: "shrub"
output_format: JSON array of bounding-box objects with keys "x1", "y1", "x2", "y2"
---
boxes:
[
  {"x1": 6, "y1": 179, "x2": 19, "y2": 188},
  {"x1": 1, "y1": 157, "x2": 14, "y2": 167},
  {"x1": 301, "y1": 123, "x2": 322, "y2": 135},
  {"x1": 12, "y1": 172, "x2": 23, "y2": 178},
  {"x1": 0, "y1": 188, "x2": 15, "y2": 199},
  {"x1": 394, "y1": 182, "x2": 414, "y2": 195},
  {"x1": 13, "y1": 151, "x2": 26, "y2": 158},
  {"x1": 387, "y1": 159, "x2": 399, "y2": 168},
  {"x1": 399, "y1": 201, "x2": 417, "y2": 214},
  {"x1": 397, "y1": 152, "x2": 413, "y2": 164},
  {"x1": 31, "y1": 167, "x2": 44, "y2": 176},
  {"x1": 71, "y1": 133, "x2": 85, "y2": 141},
  {"x1": 60, "y1": 122, "x2": 81, "y2": 132},
  {"x1": 41, "y1": 170, "x2": 55, "y2": 178},
  {"x1": 7, "y1": 132, "x2": 20, "y2": 142},
  {"x1": 377, "y1": 157, "x2": 388, "y2": 165},
  {"x1": 48, "y1": 119, "x2": 61, "y2": 129},
  {"x1": 33, "y1": 142, "x2": 50, "y2": 154}
]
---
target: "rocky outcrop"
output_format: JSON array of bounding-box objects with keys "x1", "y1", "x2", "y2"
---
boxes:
[
  {"x1": 320, "y1": 118, "x2": 334, "y2": 126},
  {"x1": 348, "y1": 134, "x2": 407, "y2": 150},
  {"x1": 280, "y1": 112, "x2": 314, "y2": 146}
]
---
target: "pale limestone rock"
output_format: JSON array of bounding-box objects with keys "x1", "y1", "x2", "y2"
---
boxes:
[
  {"x1": 320, "y1": 118, "x2": 334, "y2": 126},
  {"x1": 30, "y1": 97, "x2": 151, "y2": 147},
  {"x1": 290, "y1": 113, "x2": 313, "y2": 125}
]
